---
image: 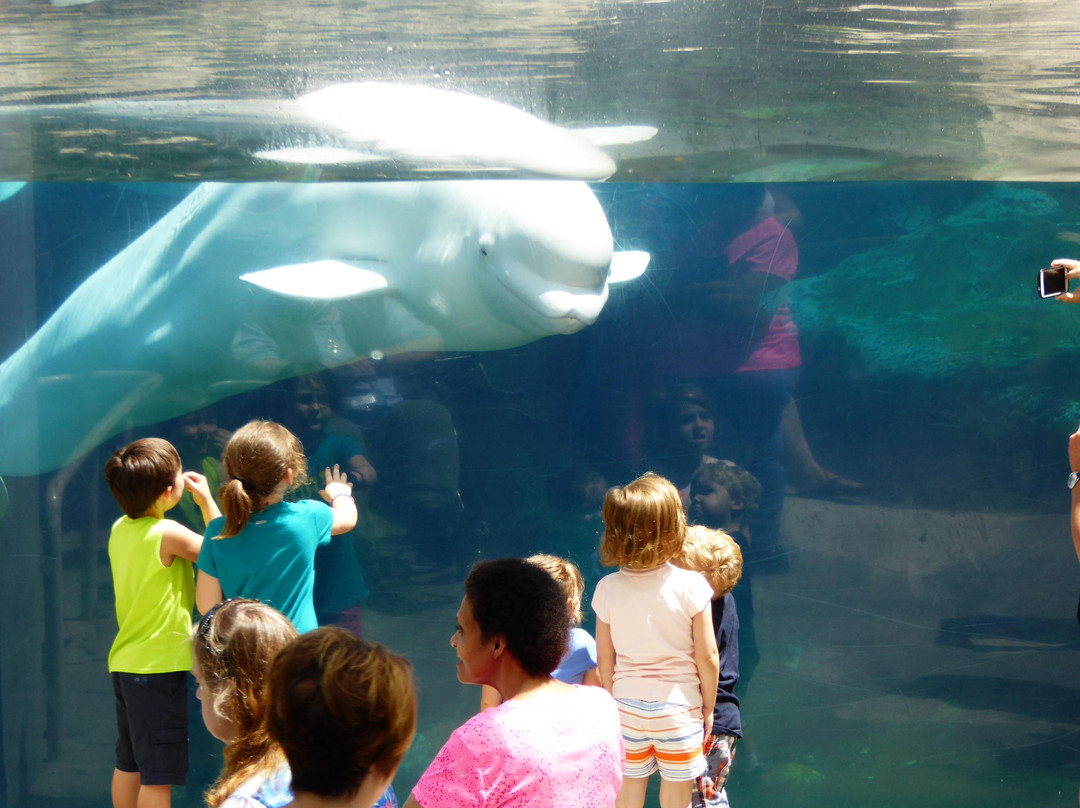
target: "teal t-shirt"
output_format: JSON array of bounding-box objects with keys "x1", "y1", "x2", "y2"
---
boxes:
[{"x1": 198, "y1": 500, "x2": 332, "y2": 633}]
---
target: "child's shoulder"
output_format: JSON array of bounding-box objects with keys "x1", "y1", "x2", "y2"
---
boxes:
[
  {"x1": 109, "y1": 513, "x2": 163, "y2": 533},
  {"x1": 569, "y1": 625, "x2": 596, "y2": 645},
  {"x1": 665, "y1": 563, "x2": 712, "y2": 587},
  {"x1": 281, "y1": 498, "x2": 330, "y2": 514}
]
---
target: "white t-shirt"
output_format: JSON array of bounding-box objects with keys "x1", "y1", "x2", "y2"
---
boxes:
[{"x1": 592, "y1": 563, "x2": 714, "y2": 707}]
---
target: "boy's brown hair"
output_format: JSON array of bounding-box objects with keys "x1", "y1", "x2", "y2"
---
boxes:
[
  {"x1": 674, "y1": 524, "x2": 743, "y2": 598},
  {"x1": 104, "y1": 438, "x2": 182, "y2": 518},
  {"x1": 600, "y1": 472, "x2": 686, "y2": 569}
]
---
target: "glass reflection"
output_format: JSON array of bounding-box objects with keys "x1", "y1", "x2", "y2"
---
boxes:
[{"x1": 2, "y1": 180, "x2": 1078, "y2": 808}]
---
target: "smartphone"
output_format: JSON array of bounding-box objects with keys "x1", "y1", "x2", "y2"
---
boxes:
[{"x1": 1039, "y1": 266, "x2": 1069, "y2": 298}]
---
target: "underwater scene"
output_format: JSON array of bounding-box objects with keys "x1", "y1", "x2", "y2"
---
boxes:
[
  {"x1": 5, "y1": 1, "x2": 1080, "y2": 807},
  {"x1": 2, "y1": 179, "x2": 1079, "y2": 808}
]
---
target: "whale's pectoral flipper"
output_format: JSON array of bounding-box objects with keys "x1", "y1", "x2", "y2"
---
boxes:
[
  {"x1": 239, "y1": 259, "x2": 391, "y2": 300},
  {"x1": 609, "y1": 251, "x2": 651, "y2": 284}
]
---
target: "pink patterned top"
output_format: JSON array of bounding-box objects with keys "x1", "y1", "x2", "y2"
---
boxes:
[{"x1": 410, "y1": 685, "x2": 623, "y2": 808}]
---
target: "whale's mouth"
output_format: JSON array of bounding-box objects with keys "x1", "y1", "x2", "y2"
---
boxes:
[{"x1": 490, "y1": 260, "x2": 609, "y2": 333}]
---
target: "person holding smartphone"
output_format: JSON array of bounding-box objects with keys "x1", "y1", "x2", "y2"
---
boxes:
[{"x1": 1048, "y1": 258, "x2": 1080, "y2": 301}]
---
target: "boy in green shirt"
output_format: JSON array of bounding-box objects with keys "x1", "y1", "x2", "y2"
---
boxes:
[{"x1": 105, "y1": 438, "x2": 220, "y2": 808}]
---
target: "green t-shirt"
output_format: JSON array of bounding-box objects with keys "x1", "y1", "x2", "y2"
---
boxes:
[{"x1": 108, "y1": 516, "x2": 195, "y2": 674}]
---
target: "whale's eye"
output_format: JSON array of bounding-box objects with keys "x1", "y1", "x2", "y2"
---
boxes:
[{"x1": 479, "y1": 233, "x2": 495, "y2": 258}]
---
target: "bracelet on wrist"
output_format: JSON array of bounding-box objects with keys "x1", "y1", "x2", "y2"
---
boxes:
[{"x1": 331, "y1": 493, "x2": 355, "y2": 505}]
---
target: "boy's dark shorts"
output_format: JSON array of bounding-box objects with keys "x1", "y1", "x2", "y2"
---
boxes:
[{"x1": 113, "y1": 671, "x2": 189, "y2": 786}]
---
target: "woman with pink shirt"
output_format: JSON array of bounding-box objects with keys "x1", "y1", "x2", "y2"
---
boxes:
[{"x1": 403, "y1": 558, "x2": 623, "y2": 808}]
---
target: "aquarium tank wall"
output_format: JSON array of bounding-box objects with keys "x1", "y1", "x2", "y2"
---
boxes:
[{"x1": 2, "y1": 2, "x2": 1080, "y2": 807}]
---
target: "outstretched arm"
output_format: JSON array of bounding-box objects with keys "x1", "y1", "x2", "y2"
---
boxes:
[
  {"x1": 320, "y1": 465, "x2": 358, "y2": 535},
  {"x1": 159, "y1": 522, "x2": 203, "y2": 566}
]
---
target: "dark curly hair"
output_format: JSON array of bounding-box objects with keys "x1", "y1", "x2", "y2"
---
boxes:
[{"x1": 465, "y1": 558, "x2": 570, "y2": 678}]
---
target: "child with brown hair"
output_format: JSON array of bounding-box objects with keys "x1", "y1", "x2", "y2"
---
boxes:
[
  {"x1": 195, "y1": 420, "x2": 358, "y2": 633},
  {"x1": 267, "y1": 627, "x2": 417, "y2": 808},
  {"x1": 104, "y1": 437, "x2": 220, "y2": 808},
  {"x1": 673, "y1": 526, "x2": 744, "y2": 808},
  {"x1": 591, "y1": 472, "x2": 720, "y2": 808}
]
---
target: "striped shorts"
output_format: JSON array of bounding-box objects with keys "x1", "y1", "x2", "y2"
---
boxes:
[{"x1": 616, "y1": 698, "x2": 706, "y2": 782}]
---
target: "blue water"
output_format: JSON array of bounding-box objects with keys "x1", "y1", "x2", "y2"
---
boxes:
[{"x1": 2, "y1": 179, "x2": 1079, "y2": 808}]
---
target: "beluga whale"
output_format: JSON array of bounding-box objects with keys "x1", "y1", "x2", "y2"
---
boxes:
[
  {"x1": 0, "y1": 81, "x2": 656, "y2": 182},
  {"x1": 0, "y1": 180, "x2": 649, "y2": 476}
]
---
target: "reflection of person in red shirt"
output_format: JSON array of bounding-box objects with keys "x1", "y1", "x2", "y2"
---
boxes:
[
  {"x1": 664, "y1": 189, "x2": 801, "y2": 376},
  {"x1": 722, "y1": 206, "x2": 801, "y2": 373},
  {"x1": 659, "y1": 188, "x2": 803, "y2": 571}
]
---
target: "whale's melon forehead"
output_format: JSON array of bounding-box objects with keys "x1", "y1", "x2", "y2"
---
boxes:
[{"x1": 474, "y1": 181, "x2": 612, "y2": 260}]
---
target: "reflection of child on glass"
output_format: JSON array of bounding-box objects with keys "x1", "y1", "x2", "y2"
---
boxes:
[
  {"x1": 105, "y1": 438, "x2": 220, "y2": 808},
  {"x1": 195, "y1": 420, "x2": 357, "y2": 633},
  {"x1": 480, "y1": 554, "x2": 602, "y2": 710},
  {"x1": 592, "y1": 473, "x2": 719, "y2": 808},
  {"x1": 280, "y1": 373, "x2": 375, "y2": 634},
  {"x1": 690, "y1": 461, "x2": 762, "y2": 704}
]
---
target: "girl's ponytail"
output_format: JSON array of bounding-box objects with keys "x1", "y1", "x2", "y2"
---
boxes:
[
  {"x1": 214, "y1": 420, "x2": 307, "y2": 540},
  {"x1": 217, "y1": 478, "x2": 254, "y2": 539}
]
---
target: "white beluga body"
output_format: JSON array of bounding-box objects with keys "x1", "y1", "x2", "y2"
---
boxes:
[
  {"x1": 256, "y1": 82, "x2": 623, "y2": 179},
  {"x1": 0, "y1": 180, "x2": 648, "y2": 475},
  {"x1": 0, "y1": 82, "x2": 657, "y2": 181}
]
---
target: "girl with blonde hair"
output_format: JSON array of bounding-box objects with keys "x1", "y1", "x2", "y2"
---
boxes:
[{"x1": 591, "y1": 473, "x2": 720, "y2": 808}]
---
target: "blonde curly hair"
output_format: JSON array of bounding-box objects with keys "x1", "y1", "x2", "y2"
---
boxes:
[{"x1": 673, "y1": 524, "x2": 743, "y2": 598}]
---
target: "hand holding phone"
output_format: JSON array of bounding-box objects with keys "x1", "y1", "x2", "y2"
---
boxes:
[{"x1": 1039, "y1": 265, "x2": 1070, "y2": 298}]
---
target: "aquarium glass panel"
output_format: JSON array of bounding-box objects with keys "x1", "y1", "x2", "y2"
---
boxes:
[{"x1": 2, "y1": 3, "x2": 1080, "y2": 808}]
